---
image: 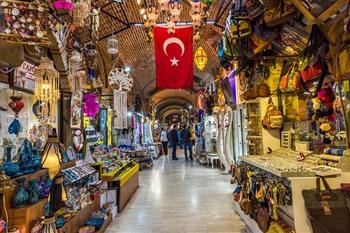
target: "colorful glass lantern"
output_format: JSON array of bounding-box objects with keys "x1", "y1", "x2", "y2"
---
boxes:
[
  {"x1": 53, "y1": 0, "x2": 74, "y2": 11},
  {"x1": 41, "y1": 129, "x2": 62, "y2": 179},
  {"x1": 34, "y1": 57, "x2": 60, "y2": 122},
  {"x1": 194, "y1": 46, "x2": 208, "y2": 71},
  {"x1": 107, "y1": 35, "x2": 119, "y2": 55}
]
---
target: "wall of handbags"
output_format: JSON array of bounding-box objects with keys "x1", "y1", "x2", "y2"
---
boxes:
[{"x1": 232, "y1": 162, "x2": 294, "y2": 233}]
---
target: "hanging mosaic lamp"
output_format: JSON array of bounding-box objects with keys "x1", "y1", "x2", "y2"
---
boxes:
[
  {"x1": 34, "y1": 57, "x2": 60, "y2": 122},
  {"x1": 107, "y1": 35, "x2": 119, "y2": 55},
  {"x1": 53, "y1": 0, "x2": 74, "y2": 11},
  {"x1": 194, "y1": 46, "x2": 208, "y2": 71}
]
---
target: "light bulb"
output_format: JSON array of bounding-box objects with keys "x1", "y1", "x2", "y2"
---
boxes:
[{"x1": 140, "y1": 8, "x2": 145, "y2": 14}]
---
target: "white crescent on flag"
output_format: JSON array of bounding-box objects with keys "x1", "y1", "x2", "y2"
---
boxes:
[{"x1": 163, "y1": 37, "x2": 185, "y2": 57}]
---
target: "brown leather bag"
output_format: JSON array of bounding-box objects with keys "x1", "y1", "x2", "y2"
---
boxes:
[
  {"x1": 258, "y1": 207, "x2": 271, "y2": 233},
  {"x1": 262, "y1": 98, "x2": 283, "y2": 129},
  {"x1": 240, "y1": 183, "x2": 254, "y2": 215},
  {"x1": 258, "y1": 83, "x2": 271, "y2": 97}
]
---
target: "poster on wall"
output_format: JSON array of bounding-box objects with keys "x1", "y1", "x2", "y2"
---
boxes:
[{"x1": 12, "y1": 61, "x2": 36, "y2": 93}]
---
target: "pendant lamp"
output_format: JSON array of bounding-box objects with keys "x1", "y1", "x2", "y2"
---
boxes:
[
  {"x1": 194, "y1": 46, "x2": 208, "y2": 71},
  {"x1": 107, "y1": 35, "x2": 119, "y2": 55},
  {"x1": 34, "y1": 57, "x2": 60, "y2": 123},
  {"x1": 41, "y1": 128, "x2": 62, "y2": 179}
]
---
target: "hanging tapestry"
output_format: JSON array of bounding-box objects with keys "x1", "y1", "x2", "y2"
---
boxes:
[{"x1": 113, "y1": 91, "x2": 127, "y2": 129}]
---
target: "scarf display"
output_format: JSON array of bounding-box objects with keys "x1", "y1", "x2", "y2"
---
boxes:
[{"x1": 113, "y1": 91, "x2": 127, "y2": 129}]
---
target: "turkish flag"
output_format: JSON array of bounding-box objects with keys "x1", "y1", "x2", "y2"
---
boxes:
[{"x1": 154, "y1": 26, "x2": 193, "y2": 89}]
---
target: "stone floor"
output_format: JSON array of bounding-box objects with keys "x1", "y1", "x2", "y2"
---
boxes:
[{"x1": 106, "y1": 151, "x2": 248, "y2": 233}]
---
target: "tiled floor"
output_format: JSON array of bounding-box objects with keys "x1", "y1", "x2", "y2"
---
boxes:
[{"x1": 106, "y1": 152, "x2": 248, "y2": 233}]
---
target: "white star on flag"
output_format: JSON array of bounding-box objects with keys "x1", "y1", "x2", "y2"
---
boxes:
[{"x1": 170, "y1": 57, "x2": 179, "y2": 66}]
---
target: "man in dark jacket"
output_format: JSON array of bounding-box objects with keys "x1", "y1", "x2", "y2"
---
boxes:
[
  {"x1": 182, "y1": 126, "x2": 193, "y2": 160},
  {"x1": 169, "y1": 124, "x2": 179, "y2": 160}
]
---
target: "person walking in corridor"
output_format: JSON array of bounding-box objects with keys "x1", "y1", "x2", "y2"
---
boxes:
[
  {"x1": 160, "y1": 127, "x2": 168, "y2": 156},
  {"x1": 182, "y1": 126, "x2": 193, "y2": 161},
  {"x1": 169, "y1": 124, "x2": 179, "y2": 160}
]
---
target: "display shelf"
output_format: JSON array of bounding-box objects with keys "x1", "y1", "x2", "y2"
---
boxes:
[
  {"x1": 8, "y1": 168, "x2": 48, "y2": 184},
  {"x1": 58, "y1": 196, "x2": 101, "y2": 233},
  {"x1": 119, "y1": 163, "x2": 139, "y2": 187},
  {"x1": 95, "y1": 215, "x2": 112, "y2": 233},
  {"x1": 8, "y1": 198, "x2": 47, "y2": 233},
  {"x1": 241, "y1": 156, "x2": 315, "y2": 177},
  {"x1": 101, "y1": 161, "x2": 133, "y2": 181},
  {"x1": 118, "y1": 167, "x2": 139, "y2": 213}
]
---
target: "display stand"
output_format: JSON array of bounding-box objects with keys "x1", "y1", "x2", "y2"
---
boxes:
[
  {"x1": 118, "y1": 165, "x2": 139, "y2": 212},
  {"x1": 101, "y1": 163, "x2": 139, "y2": 213},
  {"x1": 4, "y1": 162, "x2": 76, "y2": 233},
  {"x1": 59, "y1": 196, "x2": 101, "y2": 233},
  {"x1": 240, "y1": 153, "x2": 350, "y2": 233}
]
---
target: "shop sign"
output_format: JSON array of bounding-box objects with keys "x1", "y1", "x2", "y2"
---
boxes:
[{"x1": 12, "y1": 61, "x2": 36, "y2": 93}]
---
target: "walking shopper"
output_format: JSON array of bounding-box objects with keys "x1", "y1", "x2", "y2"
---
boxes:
[
  {"x1": 160, "y1": 127, "x2": 168, "y2": 156},
  {"x1": 169, "y1": 124, "x2": 179, "y2": 160},
  {"x1": 182, "y1": 126, "x2": 193, "y2": 160}
]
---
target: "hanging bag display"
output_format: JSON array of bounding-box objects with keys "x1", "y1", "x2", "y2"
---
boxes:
[
  {"x1": 257, "y1": 207, "x2": 271, "y2": 233},
  {"x1": 279, "y1": 63, "x2": 299, "y2": 93},
  {"x1": 263, "y1": 0, "x2": 297, "y2": 27},
  {"x1": 302, "y1": 177, "x2": 350, "y2": 233},
  {"x1": 262, "y1": 98, "x2": 283, "y2": 129}
]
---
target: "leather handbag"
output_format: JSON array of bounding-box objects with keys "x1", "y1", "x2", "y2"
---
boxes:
[
  {"x1": 279, "y1": 63, "x2": 298, "y2": 92},
  {"x1": 302, "y1": 177, "x2": 350, "y2": 233},
  {"x1": 240, "y1": 183, "x2": 254, "y2": 215},
  {"x1": 267, "y1": 219, "x2": 295, "y2": 233},
  {"x1": 257, "y1": 207, "x2": 271, "y2": 232},
  {"x1": 258, "y1": 82, "x2": 271, "y2": 97},
  {"x1": 260, "y1": 0, "x2": 280, "y2": 9},
  {"x1": 263, "y1": 0, "x2": 297, "y2": 27},
  {"x1": 262, "y1": 98, "x2": 283, "y2": 129}
]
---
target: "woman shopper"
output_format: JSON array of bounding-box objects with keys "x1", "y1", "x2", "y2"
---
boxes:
[{"x1": 160, "y1": 127, "x2": 169, "y2": 156}]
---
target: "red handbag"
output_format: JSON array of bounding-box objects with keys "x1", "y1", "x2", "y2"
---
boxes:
[{"x1": 300, "y1": 62, "x2": 322, "y2": 84}]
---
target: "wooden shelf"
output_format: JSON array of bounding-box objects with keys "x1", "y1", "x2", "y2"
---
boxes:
[
  {"x1": 8, "y1": 198, "x2": 47, "y2": 233},
  {"x1": 58, "y1": 196, "x2": 101, "y2": 233},
  {"x1": 95, "y1": 215, "x2": 112, "y2": 233}
]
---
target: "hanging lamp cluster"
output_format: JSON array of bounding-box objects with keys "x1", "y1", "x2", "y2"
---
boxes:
[{"x1": 139, "y1": 0, "x2": 213, "y2": 37}]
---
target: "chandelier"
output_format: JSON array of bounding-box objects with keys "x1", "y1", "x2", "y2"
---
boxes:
[
  {"x1": 34, "y1": 57, "x2": 60, "y2": 122},
  {"x1": 168, "y1": 1, "x2": 182, "y2": 21},
  {"x1": 158, "y1": 0, "x2": 169, "y2": 11},
  {"x1": 146, "y1": 5, "x2": 160, "y2": 26},
  {"x1": 71, "y1": 0, "x2": 91, "y2": 27}
]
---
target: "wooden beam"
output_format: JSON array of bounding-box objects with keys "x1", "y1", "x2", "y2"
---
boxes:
[
  {"x1": 290, "y1": 0, "x2": 315, "y2": 22},
  {"x1": 308, "y1": 0, "x2": 348, "y2": 25}
]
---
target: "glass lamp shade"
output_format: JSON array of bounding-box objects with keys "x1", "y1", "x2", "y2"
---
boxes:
[
  {"x1": 53, "y1": 0, "x2": 74, "y2": 11},
  {"x1": 194, "y1": 46, "x2": 208, "y2": 71},
  {"x1": 41, "y1": 130, "x2": 62, "y2": 179}
]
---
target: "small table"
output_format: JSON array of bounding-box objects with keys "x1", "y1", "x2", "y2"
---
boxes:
[{"x1": 207, "y1": 153, "x2": 220, "y2": 169}]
